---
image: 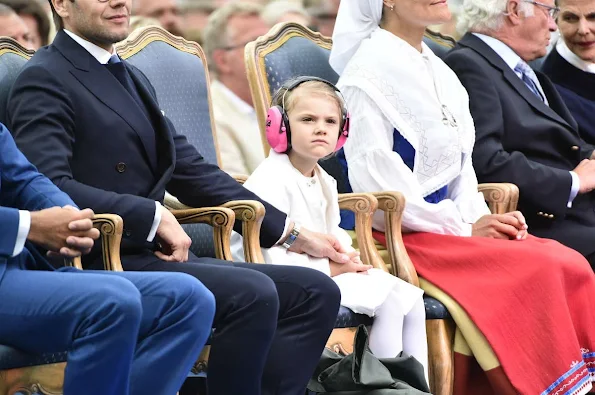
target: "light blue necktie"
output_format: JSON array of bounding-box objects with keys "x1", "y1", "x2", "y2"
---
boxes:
[{"x1": 514, "y1": 61, "x2": 546, "y2": 103}]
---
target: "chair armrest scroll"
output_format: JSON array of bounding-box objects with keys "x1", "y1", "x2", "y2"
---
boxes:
[
  {"x1": 373, "y1": 191, "x2": 420, "y2": 287},
  {"x1": 221, "y1": 200, "x2": 266, "y2": 264},
  {"x1": 338, "y1": 193, "x2": 388, "y2": 272},
  {"x1": 478, "y1": 183, "x2": 519, "y2": 214},
  {"x1": 170, "y1": 207, "x2": 236, "y2": 261},
  {"x1": 72, "y1": 214, "x2": 124, "y2": 271}
]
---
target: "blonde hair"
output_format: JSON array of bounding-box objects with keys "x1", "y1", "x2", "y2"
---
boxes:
[
  {"x1": 272, "y1": 79, "x2": 346, "y2": 125},
  {"x1": 202, "y1": 1, "x2": 263, "y2": 76}
]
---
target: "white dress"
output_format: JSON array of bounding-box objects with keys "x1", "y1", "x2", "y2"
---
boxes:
[{"x1": 230, "y1": 151, "x2": 423, "y2": 317}]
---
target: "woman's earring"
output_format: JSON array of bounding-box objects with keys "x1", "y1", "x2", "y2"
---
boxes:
[{"x1": 390, "y1": 4, "x2": 394, "y2": 11}]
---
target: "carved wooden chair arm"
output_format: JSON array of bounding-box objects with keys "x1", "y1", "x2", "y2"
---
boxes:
[
  {"x1": 372, "y1": 191, "x2": 420, "y2": 287},
  {"x1": 220, "y1": 200, "x2": 266, "y2": 264},
  {"x1": 477, "y1": 183, "x2": 520, "y2": 214},
  {"x1": 338, "y1": 192, "x2": 388, "y2": 272},
  {"x1": 72, "y1": 214, "x2": 124, "y2": 271},
  {"x1": 163, "y1": 193, "x2": 237, "y2": 261},
  {"x1": 171, "y1": 207, "x2": 236, "y2": 261}
]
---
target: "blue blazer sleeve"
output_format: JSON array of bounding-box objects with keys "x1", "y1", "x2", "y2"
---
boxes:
[
  {"x1": 0, "y1": 123, "x2": 75, "y2": 257},
  {"x1": 0, "y1": 207, "x2": 19, "y2": 258}
]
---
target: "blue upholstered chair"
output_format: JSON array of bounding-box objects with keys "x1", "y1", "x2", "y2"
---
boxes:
[
  {"x1": 245, "y1": 22, "x2": 521, "y2": 395},
  {"x1": 0, "y1": 37, "x2": 129, "y2": 395}
]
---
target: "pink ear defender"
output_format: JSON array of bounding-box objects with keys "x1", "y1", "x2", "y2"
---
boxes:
[{"x1": 265, "y1": 76, "x2": 351, "y2": 154}]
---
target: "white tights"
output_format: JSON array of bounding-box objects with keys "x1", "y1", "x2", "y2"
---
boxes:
[{"x1": 368, "y1": 292, "x2": 428, "y2": 383}]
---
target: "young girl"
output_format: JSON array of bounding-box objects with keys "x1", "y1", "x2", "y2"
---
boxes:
[{"x1": 231, "y1": 76, "x2": 429, "y2": 379}]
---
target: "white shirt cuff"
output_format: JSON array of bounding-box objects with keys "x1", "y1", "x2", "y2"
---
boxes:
[
  {"x1": 13, "y1": 210, "x2": 31, "y2": 257},
  {"x1": 568, "y1": 171, "x2": 580, "y2": 208},
  {"x1": 276, "y1": 217, "x2": 292, "y2": 245},
  {"x1": 147, "y1": 201, "x2": 162, "y2": 242}
]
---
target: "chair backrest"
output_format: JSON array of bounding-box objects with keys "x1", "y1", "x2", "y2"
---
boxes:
[
  {"x1": 116, "y1": 26, "x2": 220, "y2": 258},
  {"x1": 0, "y1": 37, "x2": 33, "y2": 125},
  {"x1": 423, "y1": 29, "x2": 456, "y2": 58}
]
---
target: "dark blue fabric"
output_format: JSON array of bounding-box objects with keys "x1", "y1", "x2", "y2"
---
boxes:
[
  {"x1": 392, "y1": 130, "x2": 448, "y2": 204},
  {"x1": 335, "y1": 149, "x2": 356, "y2": 230},
  {"x1": 542, "y1": 48, "x2": 595, "y2": 146},
  {"x1": 335, "y1": 129, "x2": 448, "y2": 217}
]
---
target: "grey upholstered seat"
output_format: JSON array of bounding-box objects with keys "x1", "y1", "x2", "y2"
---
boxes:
[
  {"x1": 0, "y1": 51, "x2": 28, "y2": 125},
  {"x1": 123, "y1": 40, "x2": 218, "y2": 258},
  {"x1": 264, "y1": 36, "x2": 339, "y2": 91}
]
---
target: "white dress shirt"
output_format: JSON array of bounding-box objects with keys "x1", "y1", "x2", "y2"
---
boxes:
[
  {"x1": 473, "y1": 33, "x2": 580, "y2": 208},
  {"x1": 64, "y1": 30, "x2": 161, "y2": 242},
  {"x1": 13, "y1": 210, "x2": 30, "y2": 257}
]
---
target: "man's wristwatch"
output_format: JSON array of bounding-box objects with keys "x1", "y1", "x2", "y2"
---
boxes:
[{"x1": 282, "y1": 224, "x2": 301, "y2": 249}]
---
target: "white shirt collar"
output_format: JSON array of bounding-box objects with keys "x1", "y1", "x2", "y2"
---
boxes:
[
  {"x1": 556, "y1": 39, "x2": 595, "y2": 74},
  {"x1": 472, "y1": 32, "x2": 522, "y2": 72},
  {"x1": 214, "y1": 80, "x2": 255, "y2": 116},
  {"x1": 64, "y1": 30, "x2": 115, "y2": 65}
]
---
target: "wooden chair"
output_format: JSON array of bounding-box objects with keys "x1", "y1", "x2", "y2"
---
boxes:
[{"x1": 244, "y1": 22, "x2": 520, "y2": 395}]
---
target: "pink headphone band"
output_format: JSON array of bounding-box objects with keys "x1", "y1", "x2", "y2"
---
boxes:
[{"x1": 265, "y1": 76, "x2": 350, "y2": 154}]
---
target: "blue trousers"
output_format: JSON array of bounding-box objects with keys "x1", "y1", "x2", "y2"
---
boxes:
[{"x1": 0, "y1": 264, "x2": 215, "y2": 395}]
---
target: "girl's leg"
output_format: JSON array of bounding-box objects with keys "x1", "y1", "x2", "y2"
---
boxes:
[
  {"x1": 402, "y1": 298, "x2": 429, "y2": 383},
  {"x1": 368, "y1": 290, "x2": 405, "y2": 358}
]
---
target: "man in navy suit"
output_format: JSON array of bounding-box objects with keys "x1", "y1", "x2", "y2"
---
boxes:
[
  {"x1": 0, "y1": 122, "x2": 215, "y2": 394},
  {"x1": 7, "y1": 1, "x2": 343, "y2": 394},
  {"x1": 443, "y1": 0, "x2": 595, "y2": 268}
]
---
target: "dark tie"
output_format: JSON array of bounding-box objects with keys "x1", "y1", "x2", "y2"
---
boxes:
[
  {"x1": 514, "y1": 61, "x2": 545, "y2": 102},
  {"x1": 104, "y1": 55, "x2": 147, "y2": 111}
]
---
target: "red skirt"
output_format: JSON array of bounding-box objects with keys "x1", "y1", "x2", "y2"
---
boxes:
[{"x1": 374, "y1": 232, "x2": 595, "y2": 395}]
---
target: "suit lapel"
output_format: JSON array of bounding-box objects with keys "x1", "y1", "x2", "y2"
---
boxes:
[
  {"x1": 458, "y1": 34, "x2": 573, "y2": 129},
  {"x1": 126, "y1": 65, "x2": 176, "y2": 197},
  {"x1": 54, "y1": 32, "x2": 158, "y2": 173}
]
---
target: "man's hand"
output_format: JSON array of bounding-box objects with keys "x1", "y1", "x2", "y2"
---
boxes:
[
  {"x1": 28, "y1": 206, "x2": 99, "y2": 257},
  {"x1": 573, "y1": 159, "x2": 595, "y2": 194},
  {"x1": 329, "y1": 251, "x2": 372, "y2": 277},
  {"x1": 288, "y1": 225, "x2": 351, "y2": 263},
  {"x1": 154, "y1": 205, "x2": 192, "y2": 262},
  {"x1": 472, "y1": 212, "x2": 528, "y2": 240}
]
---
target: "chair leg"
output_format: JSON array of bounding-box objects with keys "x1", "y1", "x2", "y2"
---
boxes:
[
  {"x1": 426, "y1": 318, "x2": 455, "y2": 395},
  {"x1": 0, "y1": 363, "x2": 65, "y2": 395}
]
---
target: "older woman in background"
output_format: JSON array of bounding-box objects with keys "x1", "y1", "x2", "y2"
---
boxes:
[{"x1": 542, "y1": 0, "x2": 595, "y2": 144}]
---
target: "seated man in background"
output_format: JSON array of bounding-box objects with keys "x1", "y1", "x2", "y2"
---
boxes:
[
  {"x1": 542, "y1": 0, "x2": 595, "y2": 145},
  {"x1": 0, "y1": 0, "x2": 50, "y2": 49},
  {"x1": 7, "y1": 1, "x2": 342, "y2": 394},
  {"x1": 133, "y1": 0, "x2": 184, "y2": 36},
  {"x1": 0, "y1": 122, "x2": 215, "y2": 395},
  {"x1": 0, "y1": 4, "x2": 32, "y2": 49},
  {"x1": 444, "y1": 0, "x2": 595, "y2": 268},
  {"x1": 204, "y1": 1, "x2": 269, "y2": 176}
]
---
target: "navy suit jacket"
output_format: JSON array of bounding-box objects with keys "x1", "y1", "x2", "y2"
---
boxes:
[
  {"x1": 0, "y1": 122, "x2": 74, "y2": 277},
  {"x1": 444, "y1": 33, "x2": 595, "y2": 256},
  {"x1": 7, "y1": 31, "x2": 286, "y2": 267}
]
